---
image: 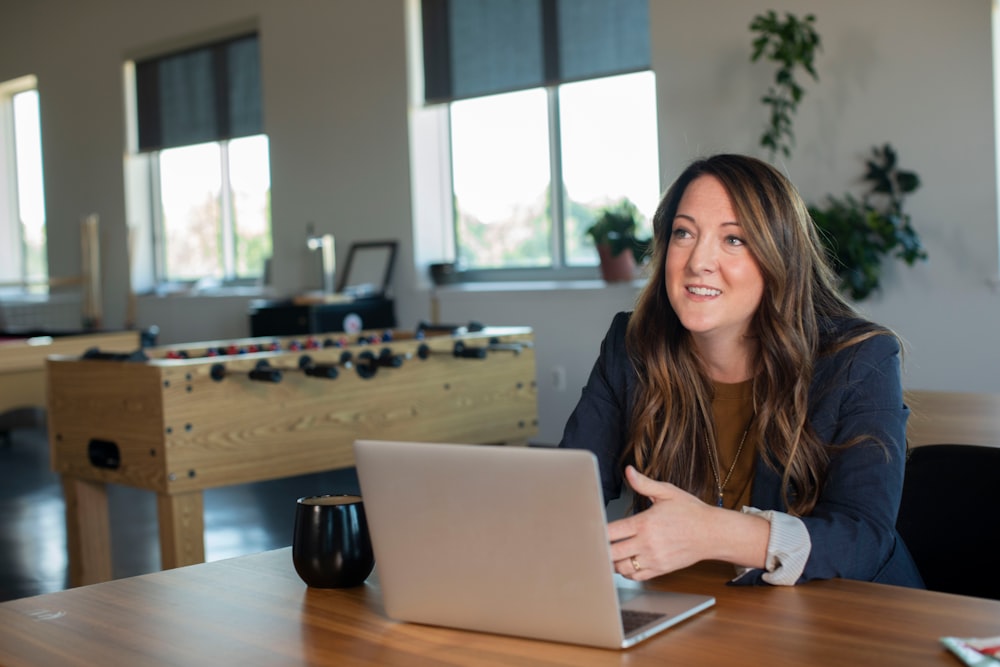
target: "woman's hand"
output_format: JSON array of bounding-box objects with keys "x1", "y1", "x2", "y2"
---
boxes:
[{"x1": 608, "y1": 465, "x2": 769, "y2": 580}]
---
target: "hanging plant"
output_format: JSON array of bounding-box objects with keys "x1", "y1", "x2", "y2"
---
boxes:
[
  {"x1": 749, "y1": 11, "x2": 822, "y2": 160},
  {"x1": 809, "y1": 144, "x2": 928, "y2": 300}
]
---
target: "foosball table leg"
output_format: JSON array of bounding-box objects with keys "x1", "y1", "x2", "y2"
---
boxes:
[
  {"x1": 62, "y1": 477, "x2": 112, "y2": 587},
  {"x1": 156, "y1": 491, "x2": 206, "y2": 570}
]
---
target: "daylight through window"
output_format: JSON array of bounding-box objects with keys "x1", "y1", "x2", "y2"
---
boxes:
[
  {"x1": 153, "y1": 136, "x2": 271, "y2": 283},
  {"x1": 449, "y1": 71, "x2": 659, "y2": 274},
  {"x1": 0, "y1": 77, "x2": 47, "y2": 294}
]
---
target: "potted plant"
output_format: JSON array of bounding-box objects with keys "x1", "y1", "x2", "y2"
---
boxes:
[
  {"x1": 809, "y1": 144, "x2": 927, "y2": 300},
  {"x1": 585, "y1": 198, "x2": 650, "y2": 283}
]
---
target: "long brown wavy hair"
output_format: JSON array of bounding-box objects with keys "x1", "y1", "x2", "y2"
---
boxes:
[{"x1": 626, "y1": 154, "x2": 890, "y2": 516}]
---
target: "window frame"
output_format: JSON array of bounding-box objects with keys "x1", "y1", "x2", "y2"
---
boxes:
[
  {"x1": 409, "y1": 0, "x2": 656, "y2": 286},
  {"x1": 123, "y1": 27, "x2": 270, "y2": 292},
  {"x1": 145, "y1": 136, "x2": 269, "y2": 288},
  {"x1": 448, "y1": 85, "x2": 593, "y2": 282},
  {"x1": 0, "y1": 75, "x2": 46, "y2": 295},
  {"x1": 444, "y1": 73, "x2": 658, "y2": 283}
]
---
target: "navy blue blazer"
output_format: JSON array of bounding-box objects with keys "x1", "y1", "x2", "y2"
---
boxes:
[{"x1": 558, "y1": 311, "x2": 924, "y2": 588}]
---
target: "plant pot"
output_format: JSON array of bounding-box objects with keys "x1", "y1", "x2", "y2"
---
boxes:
[{"x1": 597, "y1": 244, "x2": 636, "y2": 283}]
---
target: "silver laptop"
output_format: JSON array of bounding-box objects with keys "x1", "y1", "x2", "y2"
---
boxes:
[{"x1": 353, "y1": 440, "x2": 715, "y2": 649}]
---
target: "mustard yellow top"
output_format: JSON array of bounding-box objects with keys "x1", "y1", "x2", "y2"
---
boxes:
[{"x1": 709, "y1": 379, "x2": 755, "y2": 510}]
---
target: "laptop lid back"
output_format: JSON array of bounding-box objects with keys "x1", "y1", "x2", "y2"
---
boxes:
[{"x1": 353, "y1": 440, "x2": 628, "y2": 648}]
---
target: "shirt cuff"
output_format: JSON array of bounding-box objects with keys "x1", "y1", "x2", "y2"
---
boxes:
[{"x1": 733, "y1": 507, "x2": 812, "y2": 586}]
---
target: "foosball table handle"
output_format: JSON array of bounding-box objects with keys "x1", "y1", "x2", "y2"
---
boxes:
[
  {"x1": 210, "y1": 362, "x2": 283, "y2": 383},
  {"x1": 248, "y1": 367, "x2": 283, "y2": 383},
  {"x1": 355, "y1": 351, "x2": 378, "y2": 379},
  {"x1": 304, "y1": 364, "x2": 339, "y2": 379},
  {"x1": 453, "y1": 341, "x2": 487, "y2": 359},
  {"x1": 297, "y1": 355, "x2": 340, "y2": 379}
]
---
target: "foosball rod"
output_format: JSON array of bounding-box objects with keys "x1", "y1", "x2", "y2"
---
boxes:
[{"x1": 208, "y1": 348, "x2": 409, "y2": 383}]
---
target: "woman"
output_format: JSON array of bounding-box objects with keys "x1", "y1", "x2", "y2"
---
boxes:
[{"x1": 559, "y1": 154, "x2": 923, "y2": 587}]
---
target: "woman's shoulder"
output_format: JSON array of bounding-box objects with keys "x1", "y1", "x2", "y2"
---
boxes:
[
  {"x1": 597, "y1": 310, "x2": 629, "y2": 349},
  {"x1": 819, "y1": 315, "x2": 899, "y2": 347},
  {"x1": 812, "y1": 316, "x2": 905, "y2": 414},
  {"x1": 598, "y1": 311, "x2": 634, "y2": 363},
  {"x1": 610, "y1": 310, "x2": 632, "y2": 328},
  {"x1": 817, "y1": 315, "x2": 901, "y2": 370}
]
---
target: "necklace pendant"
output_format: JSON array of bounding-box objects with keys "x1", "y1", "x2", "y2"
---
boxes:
[{"x1": 716, "y1": 494, "x2": 724, "y2": 508}]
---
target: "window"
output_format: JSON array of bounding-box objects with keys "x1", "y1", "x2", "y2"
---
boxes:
[
  {"x1": 420, "y1": 0, "x2": 658, "y2": 278},
  {"x1": 127, "y1": 32, "x2": 270, "y2": 286},
  {"x1": 152, "y1": 135, "x2": 270, "y2": 283},
  {"x1": 0, "y1": 76, "x2": 47, "y2": 294},
  {"x1": 450, "y1": 71, "x2": 659, "y2": 272}
]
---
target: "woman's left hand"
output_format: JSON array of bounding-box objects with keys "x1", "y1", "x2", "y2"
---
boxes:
[{"x1": 607, "y1": 465, "x2": 717, "y2": 580}]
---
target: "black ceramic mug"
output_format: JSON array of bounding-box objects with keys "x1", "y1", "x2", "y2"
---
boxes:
[{"x1": 292, "y1": 494, "x2": 375, "y2": 588}]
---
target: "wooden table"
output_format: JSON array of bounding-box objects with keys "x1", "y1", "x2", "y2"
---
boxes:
[
  {"x1": 0, "y1": 548, "x2": 996, "y2": 666},
  {"x1": 905, "y1": 389, "x2": 1000, "y2": 448}
]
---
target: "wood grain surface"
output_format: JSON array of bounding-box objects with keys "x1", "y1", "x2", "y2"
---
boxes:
[
  {"x1": 0, "y1": 548, "x2": 996, "y2": 666},
  {"x1": 905, "y1": 389, "x2": 1000, "y2": 448},
  {"x1": 47, "y1": 328, "x2": 538, "y2": 493},
  {"x1": 0, "y1": 330, "x2": 138, "y2": 414}
]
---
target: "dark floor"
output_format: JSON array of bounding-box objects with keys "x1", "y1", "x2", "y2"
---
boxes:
[{"x1": 0, "y1": 425, "x2": 361, "y2": 603}]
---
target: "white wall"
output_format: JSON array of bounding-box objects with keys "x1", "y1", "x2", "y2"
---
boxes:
[
  {"x1": 1, "y1": 1, "x2": 998, "y2": 446},
  {"x1": 0, "y1": 0, "x2": 421, "y2": 337}
]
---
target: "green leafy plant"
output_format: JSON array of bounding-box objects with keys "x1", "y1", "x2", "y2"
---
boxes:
[
  {"x1": 747, "y1": 14, "x2": 926, "y2": 300},
  {"x1": 585, "y1": 198, "x2": 650, "y2": 264},
  {"x1": 750, "y1": 11, "x2": 822, "y2": 160},
  {"x1": 809, "y1": 144, "x2": 928, "y2": 300}
]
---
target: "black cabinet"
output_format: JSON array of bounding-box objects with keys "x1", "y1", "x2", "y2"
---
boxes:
[{"x1": 248, "y1": 298, "x2": 396, "y2": 337}]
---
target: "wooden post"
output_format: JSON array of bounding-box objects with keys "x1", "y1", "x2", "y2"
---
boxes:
[
  {"x1": 125, "y1": 225, "x2": 136, "y2": 330},
  {"x1": 61, "y1": 477, "x2": 113, "y2": 587},
  {"x1": 80, "y1": 214, "x2": 101, "y2": 330},
  {"x1": 157, "y1": 491, "x2": 206, "y2": 570}
]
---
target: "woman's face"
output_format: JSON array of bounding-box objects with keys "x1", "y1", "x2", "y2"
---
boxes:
[{"x1": 665, "y1": 175, "x2": 765, "y2": 346}]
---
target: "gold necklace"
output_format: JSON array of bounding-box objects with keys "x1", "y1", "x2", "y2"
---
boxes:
[{"x1": 706, "y1": 418, "x2": 752, "y2": 508}]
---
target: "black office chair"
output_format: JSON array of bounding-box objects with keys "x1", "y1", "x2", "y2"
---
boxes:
[{"x1": 895, "y1": 444, "x2": 1000, "y2": 600}]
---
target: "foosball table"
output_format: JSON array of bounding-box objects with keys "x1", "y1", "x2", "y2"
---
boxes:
[{"x1": 46, "y1": 324, "x2": 537, "y2": 585}]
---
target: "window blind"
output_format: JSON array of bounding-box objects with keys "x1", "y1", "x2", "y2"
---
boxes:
[
  {"x1": 135, "y1": 33, "x2": 262, "y2": 152},
  {"x1": 421, "y1": 0, "x2": 650, "y2": 104}
]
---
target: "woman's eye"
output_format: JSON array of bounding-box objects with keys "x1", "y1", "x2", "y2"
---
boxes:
[
  {"x1": 725, "y1": 235, "x2": 745, "y2": 247},
  {"x1": 671, "y1": 227, "x2": 692, "y2": 239}
]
